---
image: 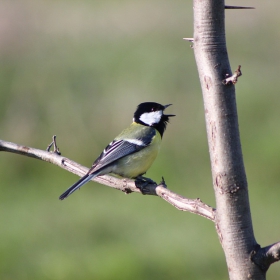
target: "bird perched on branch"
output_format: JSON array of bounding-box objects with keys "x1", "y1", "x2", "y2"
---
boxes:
[{"x1": 59, "y1": 102, "x2": 175, "y2": 200}]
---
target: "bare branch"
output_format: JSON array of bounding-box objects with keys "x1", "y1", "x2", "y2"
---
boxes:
[
  {"x1": 251, "y1": 242, "x2": 280, "y2": 272},
  {"x1": 0, "y1": 139, "x2": 215, "y2": 220},
  {"x1": 155, "y1": 186, "x2": 215, "y2": 221}
]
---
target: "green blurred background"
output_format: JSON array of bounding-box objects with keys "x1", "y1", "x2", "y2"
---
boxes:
[{"x1": 1, "y1": 0, "x2": 280, "y2": 279}]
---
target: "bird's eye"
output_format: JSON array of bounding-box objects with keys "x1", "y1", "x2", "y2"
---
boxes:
[{"x1": 151, "y1": 108, "x2": 155, "y2": 112}]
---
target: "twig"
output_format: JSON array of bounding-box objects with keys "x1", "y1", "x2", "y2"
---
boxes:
[
  {"x1": 251, "y1": 242, "x2": 280, "y2": 272},
  {"x1": 183, "y1": 38, "x2": 194, "y2": 43},
  {"x1": 46, "y1": 135, "x2": 61, "y2": 155},
  {"x1": 183, "y1": 38, "x2": 194, "y2": 48},
  {"x1": 222, "y1": 65, "x2": 242, "y2": 85},
  {"x1": 0, "y1": 138, "x2": 215, "y2": 221},
  {"x1": 225, "y1": 6, "x2": 255, "y2": 10}
]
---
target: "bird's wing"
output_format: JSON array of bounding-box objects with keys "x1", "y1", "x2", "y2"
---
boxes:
[
  {"x1": 89, "y1": 136, "x2": 152, "y2": 174},
  {"x1": 59, "y1": 139, "x2": 150, "y2": 200},
  {"x1": 59, "y1": 128, "x2": 156, "y2": 200}
]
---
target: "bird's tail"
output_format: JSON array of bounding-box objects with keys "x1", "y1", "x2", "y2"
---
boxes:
[{"x1": 59, "y1": 173, "x2": 97, "y2": 200}]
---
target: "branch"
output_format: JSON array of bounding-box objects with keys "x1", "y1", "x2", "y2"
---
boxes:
[
  {"x1": 222, "y1": 65, "x2": 242, "y2": 85},
  {"x1": 155, "y1": 186, "x2": 215, "y2": 220},
  {"x1": 0, "y1": 139, "x2": 215, "y2": 221},
  {"x1": 251, "y1": 242, "x2": 280, "y2": 272}
]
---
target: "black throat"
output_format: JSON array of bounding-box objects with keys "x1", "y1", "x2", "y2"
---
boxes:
[{"x1": 135, "y1": 114, "x2": 170, "y2": 138}]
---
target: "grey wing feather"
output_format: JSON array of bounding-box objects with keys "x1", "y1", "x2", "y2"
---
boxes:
[{"x1": 89, "y1": 139, "x2": 147, "y2": 174}]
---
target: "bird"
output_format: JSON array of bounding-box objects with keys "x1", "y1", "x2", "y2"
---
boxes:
[{"x1": 59, "y1": 102, "x2": 175, "y2": 200}]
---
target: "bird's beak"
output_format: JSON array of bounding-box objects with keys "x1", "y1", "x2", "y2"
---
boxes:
[
  {"x1": 164, "y1": 104, "x2": 172, "y2": 109},
  {"x1": 164, "y1": 104, "x2": 175, "y2": 117}
]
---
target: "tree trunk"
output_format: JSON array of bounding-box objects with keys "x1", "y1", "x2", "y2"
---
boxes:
[{"x1": 193, "y1": 0, "x2": 265, "y2": 279}]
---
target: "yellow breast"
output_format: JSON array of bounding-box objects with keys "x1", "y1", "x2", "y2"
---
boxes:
[{"x1": 111, "y1": 124, "x2": 161, "y2": 178}]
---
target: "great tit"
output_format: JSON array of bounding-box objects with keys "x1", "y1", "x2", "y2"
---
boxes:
[{"x1": 59, "y1": 102, "x2": 174, "y2": 200}]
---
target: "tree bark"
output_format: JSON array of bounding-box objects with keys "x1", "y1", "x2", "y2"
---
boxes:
[{"x1": 193, "y1": 0, "x2": 265, "y2": 279}]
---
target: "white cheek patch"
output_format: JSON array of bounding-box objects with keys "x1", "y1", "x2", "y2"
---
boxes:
[{"x1": 139, "y1": 110, "x2": 163, "y2": 126}]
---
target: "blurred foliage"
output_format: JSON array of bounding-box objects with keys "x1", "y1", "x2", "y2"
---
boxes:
[{"x1": 0, "y1": 0, "x2": 280, "y2": 279}]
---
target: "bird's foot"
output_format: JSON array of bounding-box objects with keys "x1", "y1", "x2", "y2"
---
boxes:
[{"x1": 135, "y1": 176, "x2": 157, "y2": 195}]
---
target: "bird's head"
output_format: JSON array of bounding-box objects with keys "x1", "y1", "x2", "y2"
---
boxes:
[{"x1": 133, "y1": 102, "x2": 175, "y2": 137}]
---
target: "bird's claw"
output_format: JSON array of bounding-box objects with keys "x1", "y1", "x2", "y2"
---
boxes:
[{"x1": 135, "y1": 176, "x2": 157, "y2": 195}]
